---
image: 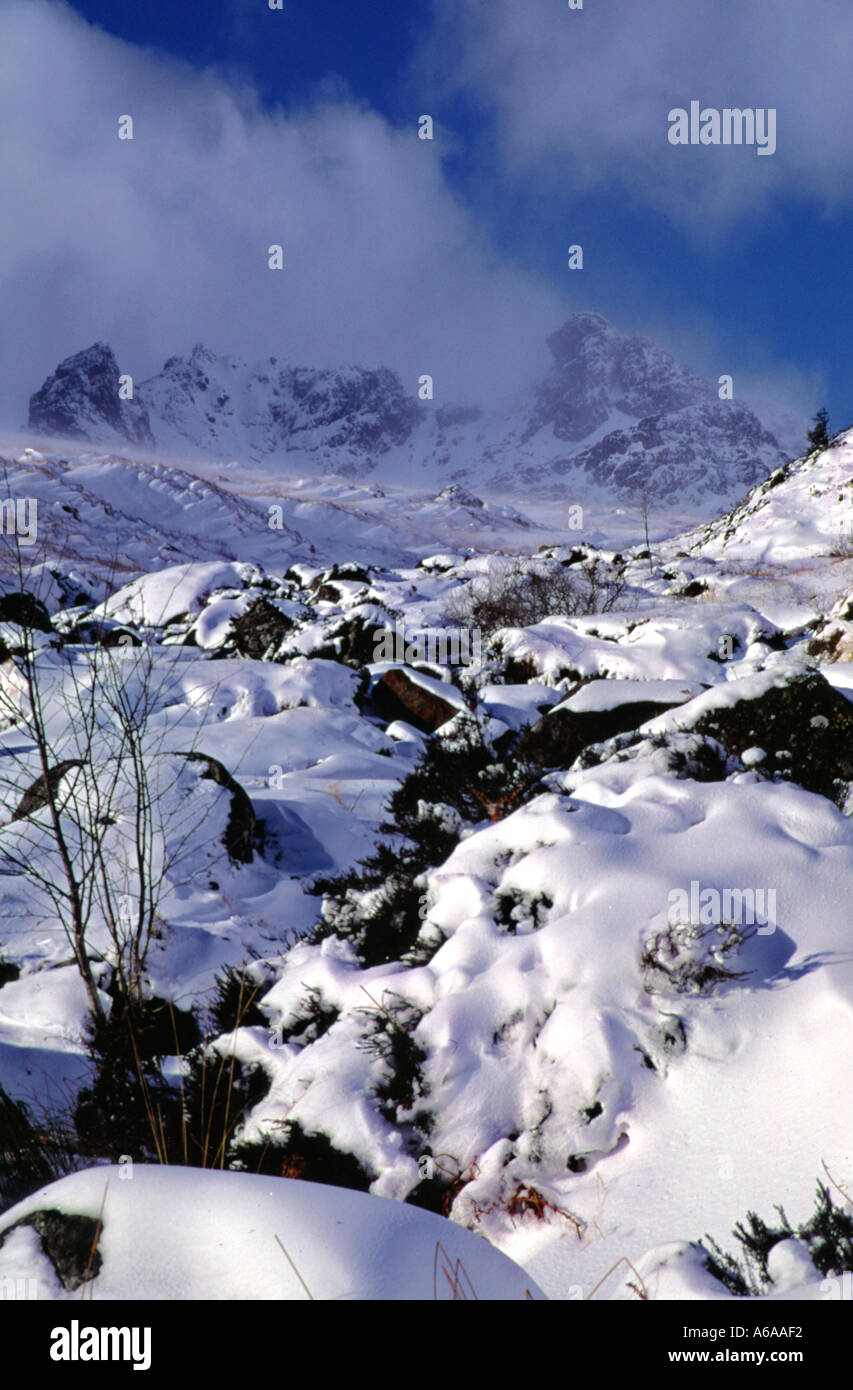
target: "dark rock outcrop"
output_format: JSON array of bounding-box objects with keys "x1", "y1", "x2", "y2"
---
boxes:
[
  {"x1": 0, "y1": 592, "x2": 53, "y2": 633},
  {"x1": 12, "y1": 760, "x2": 85, "y2": 821},
  {"x1": 178, "y1": 751, "x2": 256, "y2": 863},
  {"x1": 28, "y1": 343, "x2": 154, "y2": 447},
  {"x1": 0, "y1": 1210, "x2": 102, "y2": 1291},
  {"x1": 229, "y1": 597, "x2": 292, "y2": 661},
  {"x1": 314, "y1": 613, "x2": 388, "y2": 669},
  {"x1": 690, "y1": 671, "x2": 853, "y2": 807},
  {"x1": 519, "y1": 699, "x2": 681, "y2": 769}
]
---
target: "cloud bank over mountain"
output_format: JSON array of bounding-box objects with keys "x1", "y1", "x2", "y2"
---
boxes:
[
  {"x1": 0, "y1": 0, "x2": 562, "y2": 426},
  {"x1": 0, "y1": 0, "x2": 833, "y2": 444}
]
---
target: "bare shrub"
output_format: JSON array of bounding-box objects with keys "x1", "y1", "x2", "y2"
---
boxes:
[
  {"x1": 830, "y1": 524, "x2": 853, "y2": 559},
  {"x1": 444, "y1": 556, "x2": 627, "y2": 638},
  {"x1": 0, "y1": 527, "x2": 252, "y2": 1022}
]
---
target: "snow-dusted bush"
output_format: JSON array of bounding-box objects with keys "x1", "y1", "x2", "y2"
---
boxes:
[
  {"x1": 641, "y1": 918, "x2": 757, "y2": 995},
  {"x1": 356, "y1": 992, "x2": 430, "y2": 1126}
]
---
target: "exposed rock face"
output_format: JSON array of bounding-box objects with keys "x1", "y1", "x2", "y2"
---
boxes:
[
  {"x1": 12, "y1": 760, "x2": 85, "y2": 821},
  {"x1": 373, "y1": 668, "x2": 461, "y2": 733},
  {"x1": 315, "y1": 613, "x2": 388, "y2": 669},
  {"x1": 309, "y1": 563, "x2": 371, "y2": 592},
  {"x1": 229, "y1": 597, "x2": 292, "y2": 661},
  {"x1": 567, "y1": 399, "x2": 780, "y2": 498},
  {"x1": 582, "y1": 668, "x2": 853, "y2": 807},
  {"x1": 0, "y1": 590, "x2": 54, "y2": 659},
  {"x1": 503, "y1": 312, "x2": 787, "y2": 501},
  {"x1": 525, "y1": 312, "x2": 706, "y2": 443},
  {"x1": 0, "y1": 1211, "x2": 102, "y2": 1291},
  {"x1": 432, "y1": 483, "x2": 484, "y2": 509},
  {"x1": 0, "y1": 592, "x2": 53, "y2": 633},
  {"x1": 27, "y1": 343, "x2": 154, "y2": 447},
  {"x1": 136, "y1": 345, "x2": 421, "y2": 465}
]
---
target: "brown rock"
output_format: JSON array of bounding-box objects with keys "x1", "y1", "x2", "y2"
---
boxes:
[{"x1": 373, "y1": 668, "x2": 461, "y2": 733}]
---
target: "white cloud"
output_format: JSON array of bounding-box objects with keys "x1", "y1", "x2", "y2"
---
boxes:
[
  {"x1": 421, "y1": 0, "x2": 853, "y2": 228},
  {"x1": 0, "y1": 0, "x2": 563, "y2": 424}
]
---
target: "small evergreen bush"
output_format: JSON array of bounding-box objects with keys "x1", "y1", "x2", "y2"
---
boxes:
[
  {"x1": 705, "y1": 1181, "x2": 853, "y2": 1295},
  {"x1": 806, "y1": 407, "x2": 830, "y2": 453},
  {"x1": 231, "y1": 1121, "x2": 373, "y2": 1191},
  {"x1": 209, "y1": 963, "x2": 270, "y2": 1034},
  {"x1": 0, "y1": 1084, "x2": 77, "y2": 1212},
  {"x1": 311, "y1": 711, "x2": 539, "y2": 966}
]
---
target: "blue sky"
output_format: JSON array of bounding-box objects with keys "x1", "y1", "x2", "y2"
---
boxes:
[
  {"x1": 66, "y1": 0, "x2": 420, "y2": 116},
  {"x1": 1, "y1": 0, "x2": 850, "y2": 435}
]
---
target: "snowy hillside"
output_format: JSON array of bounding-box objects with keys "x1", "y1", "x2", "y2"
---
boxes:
[
  {"x1": 25, "y1": 315, "x2": 803, "y2": 508},
  {"x1": 1, "y1": 432, "x2": 853, "y2": 1302}
]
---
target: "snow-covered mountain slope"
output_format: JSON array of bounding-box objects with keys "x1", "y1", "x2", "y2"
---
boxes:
[
  {"x1": 1, "y1": 434, "x2": 852, "y2": 1303},
  {"x1": 138, "y1": 345, "x2": 421, "y2": 474},
  {"x1": 0, "y1": 445, "x2": 551, "y2": 600},
  {"x1": 686, "y1": 429, "x2": 853, "y2": 563},
  {"x1": 25, "y1": 315, "x2": 804, "y2": 508},
  {"x1": 0, "y1": 448, "x2": 311, "y2": 605}
]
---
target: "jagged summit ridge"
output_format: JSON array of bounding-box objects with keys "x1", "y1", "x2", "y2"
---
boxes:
[
  {"x1": 26, "y1": 316, "x2": 802, "y2": 506},
  {"x1": 136, "y1": 347, "x2": 422, "y2": 467}
]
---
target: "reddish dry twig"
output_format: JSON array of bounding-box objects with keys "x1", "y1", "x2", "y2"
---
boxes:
[
  {"x1": 586, "y1": 1255, "x2": 649, "y2": 1302},
  {"x1": 433, "y1": 1241, "x2": 478, "y2": 1300},
  {"x1": 80, "y1": 1180, "x2": 109, "y2": 1300},
  {"x1": 470, "y1": 1181, "x2": 583, "y2": 1236}
]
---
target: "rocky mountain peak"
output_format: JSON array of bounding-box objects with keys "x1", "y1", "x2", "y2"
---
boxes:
[
  {"x1": 27, "y1": 342, "x2": 154, "y2": 448},
  {"x1": 529, "y1": 313, "x2": 713, "y2": 445}
]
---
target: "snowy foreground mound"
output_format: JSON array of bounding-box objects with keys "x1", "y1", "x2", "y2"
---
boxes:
[{"x1": 0, "y1": 1166, "x2": 544, "y2": 1300}]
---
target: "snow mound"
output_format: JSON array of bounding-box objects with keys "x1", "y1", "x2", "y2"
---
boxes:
[{"x1": 0, "y1": 1166, "x2": 545, "y2": 1301}]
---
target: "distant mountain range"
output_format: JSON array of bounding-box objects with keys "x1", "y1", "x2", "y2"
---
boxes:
[{"x1": 27, "y1": 314, "x2": 807, "y2": 505}]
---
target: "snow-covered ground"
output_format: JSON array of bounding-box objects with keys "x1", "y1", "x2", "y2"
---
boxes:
[{"x1": 2, "y1": 432, "x2": 853, "y2": 1300}]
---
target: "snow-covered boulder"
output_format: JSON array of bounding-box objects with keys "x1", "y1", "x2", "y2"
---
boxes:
[{"x1": 0, "y1": 1166, "x2": 546, "y2": 1300}]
